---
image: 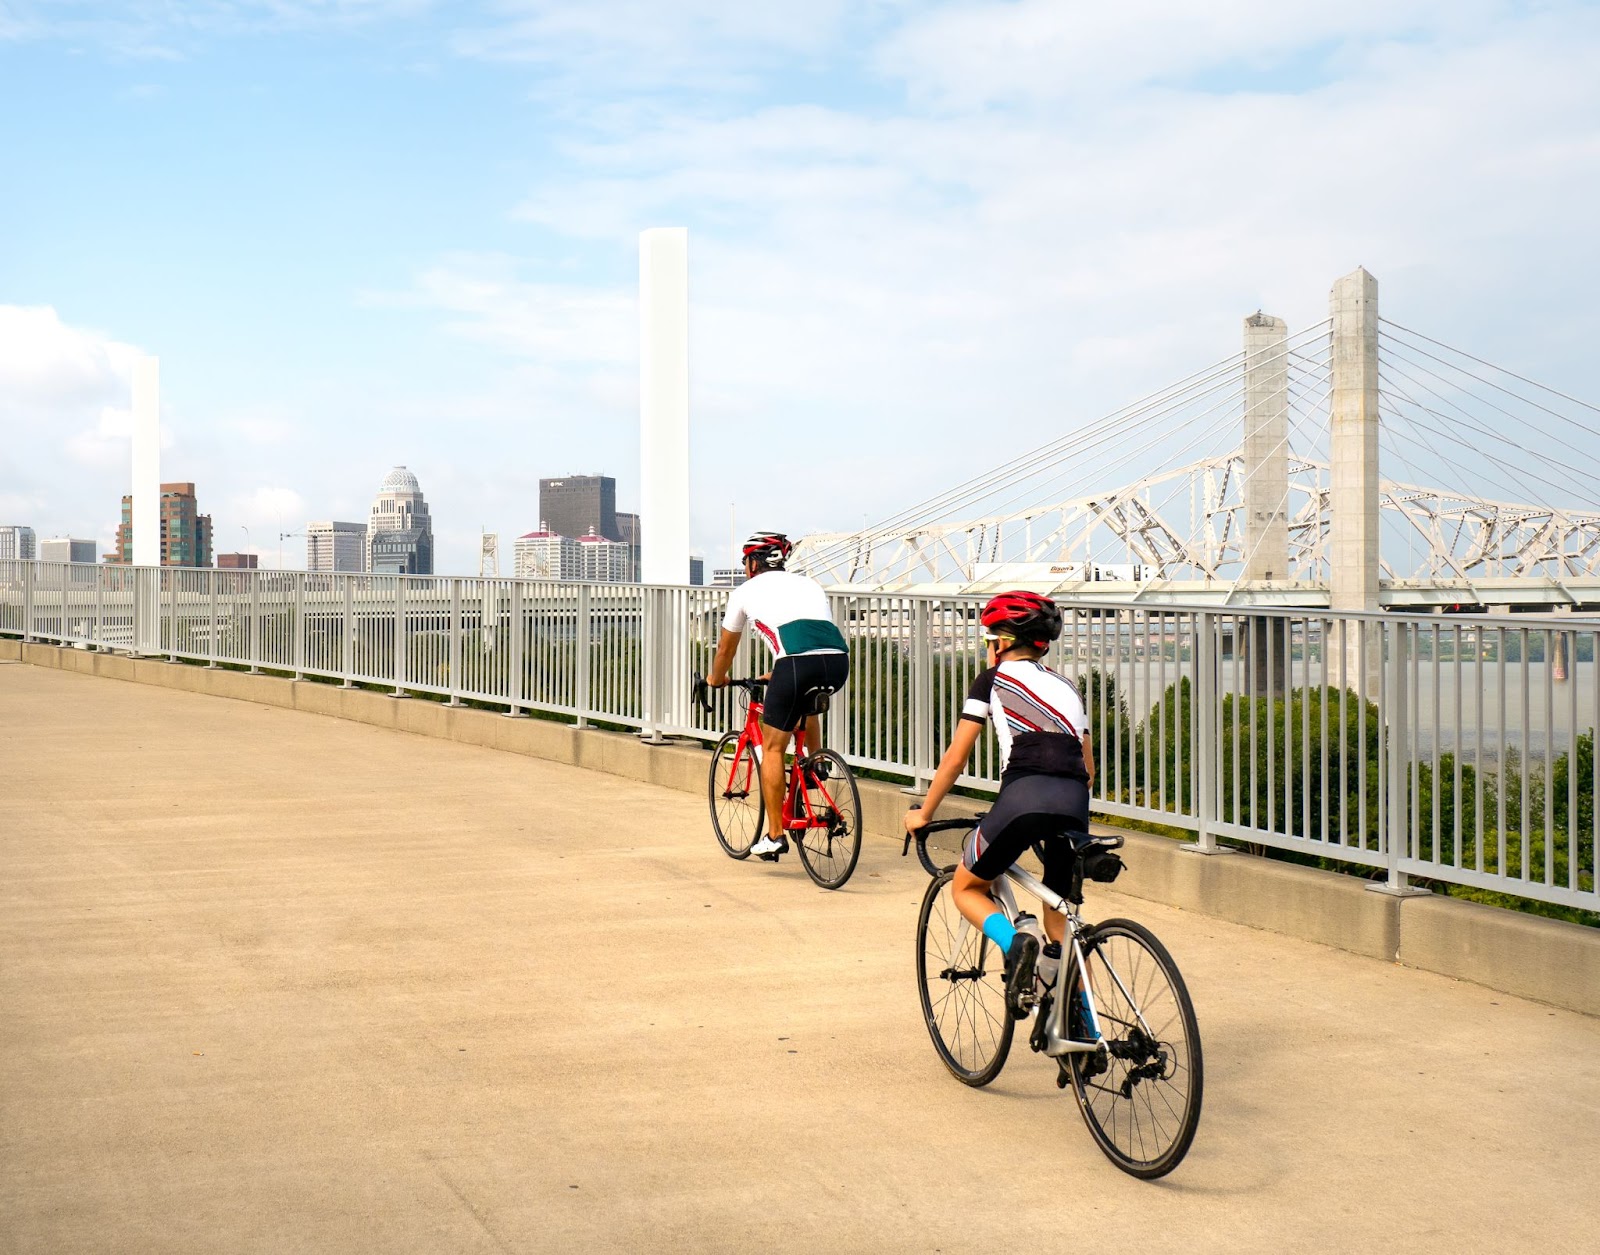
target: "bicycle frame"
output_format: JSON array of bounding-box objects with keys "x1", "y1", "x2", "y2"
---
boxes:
[
  {"x1": 722, "y1": 686, "x2": 844, "y2": 834},
  {"x1": 948, "y1": 864, "x2": 1158, "y2": 1059}
]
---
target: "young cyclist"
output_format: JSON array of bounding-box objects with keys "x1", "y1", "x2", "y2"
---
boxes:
[
  {"x1": 903, "y1": 590, "x2": 1094, "y2": 1011},
  {"x1": 704, "y1": 532, "x2": 851, "y2": 860}
]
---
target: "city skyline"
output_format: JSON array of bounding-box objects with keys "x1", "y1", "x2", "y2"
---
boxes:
[{"x1": 3, "y1": 3, "x2": 1599, "y2": 576}]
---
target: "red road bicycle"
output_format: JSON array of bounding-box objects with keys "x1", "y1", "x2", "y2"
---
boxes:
[{"x1": 696, "y1": 677, "x2": 863, "y2": 890}]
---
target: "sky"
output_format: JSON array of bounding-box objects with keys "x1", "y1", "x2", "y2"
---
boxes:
[{"x1": 2, "y1": 0, "x2": 1598, "y2": 575}]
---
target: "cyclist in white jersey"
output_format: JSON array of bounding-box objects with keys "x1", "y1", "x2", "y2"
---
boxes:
[
  {"x1": 705, "y1": 532, "x2": 851, "y2": 859},
  {"x1": 904, "y1": 590, "x2": 1094, "y2": 1009}
]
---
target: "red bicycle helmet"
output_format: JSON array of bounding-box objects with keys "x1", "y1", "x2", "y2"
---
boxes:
[
  {"x1": 743, "y1": 531, "x2": 793, "y2": 568},
  {"x1": 980, "y1": 589, "x2": 1063, "y2": 650}
]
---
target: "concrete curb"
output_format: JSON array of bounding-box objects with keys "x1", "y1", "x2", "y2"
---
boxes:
[{"x1": 5, "y1": 637, "x2": 1596, "y2": 1018}]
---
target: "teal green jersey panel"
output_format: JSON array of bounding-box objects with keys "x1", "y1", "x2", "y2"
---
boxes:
[{"x1": 778, "y1": 619, "x2": 848, "y2": 655}]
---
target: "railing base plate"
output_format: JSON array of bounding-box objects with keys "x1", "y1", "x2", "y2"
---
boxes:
[{"x1": 1365, "y1": 881, "x2": 1432, "y2": 898}]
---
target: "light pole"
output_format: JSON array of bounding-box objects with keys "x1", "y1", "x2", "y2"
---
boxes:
[{"x1": 239, "y1": 525, "x2": 251, "y2": 565}]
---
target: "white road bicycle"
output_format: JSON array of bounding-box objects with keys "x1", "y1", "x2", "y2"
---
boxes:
[{"x1": 907, "y1": 817, "x2": 1203, "y2": 1179}]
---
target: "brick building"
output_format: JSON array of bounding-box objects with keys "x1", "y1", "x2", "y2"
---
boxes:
[{"x1": 110, "y1": 483, "x2": 213, "y2": 567}]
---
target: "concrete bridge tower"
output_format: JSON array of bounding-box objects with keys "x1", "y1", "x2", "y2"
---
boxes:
[{"x1": 1329, "y1": 267, "x2": 1381, "y2": 690}]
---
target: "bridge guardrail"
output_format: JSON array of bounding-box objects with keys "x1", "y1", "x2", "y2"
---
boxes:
[{"x1": 2, "y1": 559, "x2": 1594, "y2": 914}]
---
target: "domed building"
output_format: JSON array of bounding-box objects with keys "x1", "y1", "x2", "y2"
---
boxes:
[{"x1": 367, "y1": 465, "x2": 434, "y2": 575}]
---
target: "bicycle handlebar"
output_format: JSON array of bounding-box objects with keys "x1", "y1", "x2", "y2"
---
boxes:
[
  {"x1": 692, "y1": 672, "x2": 766, "y2": 713},
  {"x1": 901, "y1": 811, "x2": 985, "y2": 862}
]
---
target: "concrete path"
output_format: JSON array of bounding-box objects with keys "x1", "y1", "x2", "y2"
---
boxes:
[{"x1": 2, "y1": 660, "x2": 1597, "y2": 1255}]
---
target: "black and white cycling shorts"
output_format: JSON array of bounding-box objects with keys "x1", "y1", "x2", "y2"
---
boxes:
[
  {"x1": 762, "y1": 651, "x2": 850, "y2": 733},
  {"x1": 962, "y1": 773, "x2": 1091, "y2": 895}
]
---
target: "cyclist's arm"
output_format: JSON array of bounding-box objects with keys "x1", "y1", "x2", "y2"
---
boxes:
[
  {"x1": 707, "y1": 629, "x2": 741, "y2": 687},
  {"x1": 904, "y1": 718, "x2": 984, "y2": 831},
  {"x1": 1082, "y1": 733, "x2": 1095, "y2": 788}
]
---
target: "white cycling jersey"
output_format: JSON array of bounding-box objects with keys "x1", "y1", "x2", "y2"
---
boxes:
[{"x1": 721, "y1": 570, "x2": 847, "y2": 660}]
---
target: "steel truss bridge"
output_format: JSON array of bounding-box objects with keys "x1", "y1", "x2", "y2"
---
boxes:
[{"x1": 793, "y1": 287, "x2": 1600, "y2": 610}]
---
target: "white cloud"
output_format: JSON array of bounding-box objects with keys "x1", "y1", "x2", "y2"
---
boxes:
[
  {"x1": 397, "y1": 2, "x2": 1600, "y2": 562},
  {"x1": 451, "y1": 0, "x2": 855, "y2": 90},
  {"x1": 876, "y1": 0, "x2": 1517, "y2": 106},
  {"x1": 0, "y1": 0, "x2": 429, "y2": 56}
]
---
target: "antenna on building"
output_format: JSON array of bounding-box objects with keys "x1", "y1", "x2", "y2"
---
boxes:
[{"x1": 480, "y1": 529, "x2": 500, "y2": 578}]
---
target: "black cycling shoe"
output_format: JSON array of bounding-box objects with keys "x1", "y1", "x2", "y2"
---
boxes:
[
  {"x1": 799, "y1": 755, "x2": 833, "y2": 786},
  {"x1": 1004, "y1": 932, "x2": 1040, "y2": 1020}
]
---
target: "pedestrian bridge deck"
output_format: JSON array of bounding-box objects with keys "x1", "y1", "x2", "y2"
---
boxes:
[{"x1": 2, "y1": 661, "x2": 1596, "y2": 1254}]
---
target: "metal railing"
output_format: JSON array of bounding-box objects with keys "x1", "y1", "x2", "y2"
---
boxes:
[{"x1": 3, "y1": 559, "x2": 1596, "y2": 913}]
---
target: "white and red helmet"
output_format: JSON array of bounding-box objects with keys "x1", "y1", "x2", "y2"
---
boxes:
[{"x1": 742, "y1": 531, "x2": 793, "y2": 569}]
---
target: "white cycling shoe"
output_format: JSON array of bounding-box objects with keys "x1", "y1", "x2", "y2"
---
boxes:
[{"x1": 749, "y1": 835, "x2": 789, "y2": 860}]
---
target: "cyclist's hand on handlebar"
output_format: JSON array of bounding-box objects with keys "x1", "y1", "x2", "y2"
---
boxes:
[{"x1": 903, "y1": 806, "x2": 932, "y2": 835}]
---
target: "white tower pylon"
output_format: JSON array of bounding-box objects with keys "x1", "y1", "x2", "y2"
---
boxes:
[{"x1": 480, "y1": 530, "x2": 500, "y2": 578}]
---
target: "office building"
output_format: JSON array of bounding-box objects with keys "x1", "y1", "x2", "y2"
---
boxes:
[
  {"x1": 514, "y1": 528, "x2": 581, "y2": 580},
  {"x1": 367, "y1": 467, "x2": 434, "y2": 575},
  {"x1": 307, "y1": 521, "x2": 368, "y2": 572},
  {"x1": 39, "y1": 537, "x2": 96, "y2": 563},
  {"x1": 110, "y1": 483, "x2": 212, "y2": 567},
  {"x1": 0, "y1": 525, "x2": 37, "y2": 560},
  {"x1": 216, "y1": 553, "x2": 259, "y2": 569},
  {"x1": 689, "y1": 556, "x2": 705, "y2": 586},
  {"x1": 577, "y1": 530, "x2": 631, "y2": 583},
  {"x1": 711, "y1": 567, "x2": 747, "y2": 588},
  {"x1": 539, "y1": 475, "x2": 617, "y2": 547},
  {"x1": 616, "y1": 511, "x2": 641, "y2": 581}
]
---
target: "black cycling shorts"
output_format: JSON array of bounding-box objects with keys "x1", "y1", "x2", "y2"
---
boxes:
[
  {"x1": 962, "y1": 773, "x2": 1091, "y2": 895},
  {"x1": 762, "y1": 652, "x2": 850, "y2": 733}
]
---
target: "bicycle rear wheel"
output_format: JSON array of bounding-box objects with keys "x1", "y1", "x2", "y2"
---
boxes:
[
  {"x1": 708, "y1": 731, "x2": 763, "y2": 860},
  {"x1": 1066, "y1": 918, "x2": 1202, "y2": 1179},
  {"x1": 793, "y1": 751, "x2": 862, "y2": 889},
  {"x1": 916, "y1": 870, "x2": 1014, "y2": 1086}
]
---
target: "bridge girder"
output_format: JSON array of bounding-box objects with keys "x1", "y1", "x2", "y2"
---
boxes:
[{"x1": 793, "y1": 452, "x2": 1600, "y2": 599}]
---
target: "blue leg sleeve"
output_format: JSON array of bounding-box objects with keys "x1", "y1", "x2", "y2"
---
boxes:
[{"x1": 981, "y1": 912, "x2": 1016, "y2": 955}]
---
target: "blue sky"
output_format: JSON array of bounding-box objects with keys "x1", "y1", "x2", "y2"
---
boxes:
[{"x1": 3, "y1": 0, "x2": 1598, "y2": 573}]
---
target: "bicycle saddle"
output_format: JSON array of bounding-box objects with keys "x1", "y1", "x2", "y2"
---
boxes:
[{"x1": 800, "y1": 685, "x2": 836, "y2": 716}]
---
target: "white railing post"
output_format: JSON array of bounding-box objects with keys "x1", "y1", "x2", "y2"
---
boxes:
[
  {"x1": 503, "y1": 577, "x2": 526, "y2": 716},
  {"x1": 903, "y1": 597, "x2": 933, "y2": 796},
  {"x1": 392, "y1": 577, "x2": 409, "y2": 698},
  {"x1": 291, "y1": 574, "x2": 305, "y2": 680},
  {"x1": 341, "y1": 576, "x2": 355, "y2": 688},
  {"x1": 21, "y1": 560, "x2": 34, "y2": 643},
  {"x1": 247, "y1": 573, "x2": 262, "y2": 673},
  {"x1": 94, "y1": 564, "x2": 104, "y2": 650},
  {"x1": 575, "y1": 583, "x2": 592, "y2": 728},
  {"x1": 1184, "y1": 610, "x2": 1224, "y2": 854},
  {"x1": 446, "y1": 579, "x2": 463, "y2": 706},
  {"x1": 638, "y1": 587, "x2": 667, "y2": 743},
  {"x1": 826, "y1": 592, "x2": 850, "y2": 754},
  {"x1": 1371, "y1": 618, "x2": 1427, "y2": 896},
  {"x1": 166, "y1": 569, "x2": 177, "y2": 662},
  {"x1": 206, "y1": 572, "x2": 219, "y2": 667}
]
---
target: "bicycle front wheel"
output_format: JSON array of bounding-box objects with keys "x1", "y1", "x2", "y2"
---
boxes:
[
  {"x1": 1067, "y1": 918, "x2": 1203, "y2": 1179},
  {"x1": 793, "y1": 751, "x2": 862, "y2": 890},
  {"x1": 708, "y1": 731, "x2": 763, "y2": 860},
  {"x1": 916, "y1": 870, "x2": 1014, "y2": 1086}
]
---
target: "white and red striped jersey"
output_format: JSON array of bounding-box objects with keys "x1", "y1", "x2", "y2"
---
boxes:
[{"x1": 961, "y1": 659, "x2": 1089, "y2": 778}]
